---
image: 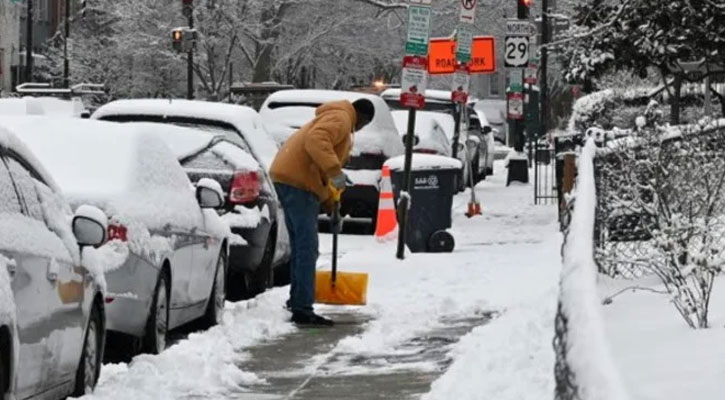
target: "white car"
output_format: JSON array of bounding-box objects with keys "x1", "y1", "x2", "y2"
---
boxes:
[
  {"x1": 391, "y1": 110, "x2": 452, "y2": 157},
  {"x1": 91, "y1": 99, "x2": 291, "y2": 288},
  {"x1": 0, "y1": 117, "x2": 229, "y2": 357},
  {"x1": 0, "y1": 97, "x2": 89, "y2": 118},
  {"x1": 0, "y1": 122, "x2": 108, "y2": 399},
  {"x1": 260, "y1": 89, "x2": 404, "y2": 226}
]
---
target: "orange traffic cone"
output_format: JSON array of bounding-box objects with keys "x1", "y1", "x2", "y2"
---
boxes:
[{"x1": 374, "y1": 165, "x2": 398, "y2": 241}]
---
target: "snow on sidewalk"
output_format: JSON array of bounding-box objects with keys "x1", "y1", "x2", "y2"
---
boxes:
[
  {"x1": 314, "y1": 162, "x2": 561, "y2": 396},
  {"x1": 78, "y1": 161, "x2": 560, "y2": 399}
]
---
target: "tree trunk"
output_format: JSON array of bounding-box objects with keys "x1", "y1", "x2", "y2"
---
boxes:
[{"x1": 670, "y1": 74, "x2": 683, "y2": 125}]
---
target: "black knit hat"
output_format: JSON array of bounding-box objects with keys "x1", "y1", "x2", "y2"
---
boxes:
[{"x1": 352, "y1": 99, "x2": 375, "y2": 124}]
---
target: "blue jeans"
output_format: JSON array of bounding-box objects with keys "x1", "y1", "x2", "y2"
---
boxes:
[{"x1": 274, "y1": 183, "x2": 319, "y2": 316}]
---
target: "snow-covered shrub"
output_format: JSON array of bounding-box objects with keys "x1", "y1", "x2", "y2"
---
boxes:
[
  {"x1": 567, "y1": 89, "x2": 654, "y2": 137},
  {"x1": 594, "y1": 123, "x2": 725, "y2": 329}
]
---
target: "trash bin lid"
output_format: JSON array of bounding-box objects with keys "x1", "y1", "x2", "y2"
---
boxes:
[{"x1": 384, "y1": 154, "x2": 462, "y2": 172}]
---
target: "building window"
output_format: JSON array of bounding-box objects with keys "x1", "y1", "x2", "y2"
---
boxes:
[{"x1": 489, "y1": 72, "x2": 501, "y2": 97}]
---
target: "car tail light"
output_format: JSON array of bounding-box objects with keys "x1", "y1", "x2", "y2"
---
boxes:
[
  {"x1": 229, "y1": 170, "x2": 260, "y2": 204},
  {"x1": 415, "y1": 148, "x2": 438, "y2": 155},
  {"x1": 108, "y1": 224, "x2": 128, "y2": 242}
]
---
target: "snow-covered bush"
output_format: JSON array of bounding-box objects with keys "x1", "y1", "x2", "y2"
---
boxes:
[{"x1": 595, "y1": 123, "x2": 725, "y2": 329}]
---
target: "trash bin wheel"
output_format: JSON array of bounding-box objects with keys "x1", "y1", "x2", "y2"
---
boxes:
[{"x1": 428, "y1": 230, "x2": 455, "y2": 253}]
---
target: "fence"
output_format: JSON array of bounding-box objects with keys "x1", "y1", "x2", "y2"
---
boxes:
[
  {"x1": 553, "y1": 139, "x2": 629, "y2": 400},
  {"x1": 554, "y1": 121, "x2": 725, "y2": 397}
]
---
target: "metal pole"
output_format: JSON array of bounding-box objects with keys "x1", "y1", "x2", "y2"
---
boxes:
[
  {"x1": 63, "y1": 0, "x2": 70, "y2": 88},
  {"x1": 187, "y1": 8, "x2": 194, "y2": 100},
  {"x1": 540, "y1": 0, "x2": 550, "y2": 204},
  {"x1": 704, "y1": 74, "x2": 712, "y2": 116},
  {"x1": 228, "y1": 62, "x2": 233, "y2": 102},
  {"x1": 25, "y1": 0, "x2": 34, "y2": 83},
  {"x1": 396, "y1": 107, "x2": 417, "y2": 260},
  {"x1": 451, "y1": 104, "x2": 462, "y2": 159}
]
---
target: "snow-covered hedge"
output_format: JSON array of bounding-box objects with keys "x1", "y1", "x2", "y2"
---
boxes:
[
  {"x1": 566, "y1": 88, "x2": 655, "y2": 137},
  {"x1": 554, "y1": 139, "x2": 630, "y2": 400}
]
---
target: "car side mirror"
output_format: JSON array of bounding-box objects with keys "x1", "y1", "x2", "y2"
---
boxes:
[
  {"x1": 196, "y1": 178, "x2": 225, "y2": 209},
  {"x1": 72, "y1": 205, "x2": 108, "y2": 247},
  {"x1": 482, "y1": 126, "x2": 493, "y2": 134}
]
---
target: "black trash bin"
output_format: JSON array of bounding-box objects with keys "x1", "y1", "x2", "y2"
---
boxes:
[{"x1": 386, "y1": 154, "x2": 462, "y2": 253}]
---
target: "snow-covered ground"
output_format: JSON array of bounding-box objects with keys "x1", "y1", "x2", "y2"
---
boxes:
[
  {"x1": 601, "y1": 276, "x2": 725, "y2": 400},
  {"x1": 76, "y1": 160, "x2": 561, "y2": 399}
]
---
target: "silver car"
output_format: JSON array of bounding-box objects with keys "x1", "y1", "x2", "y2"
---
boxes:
[
  {"x1": 0, "y1": 118, "x2": 229, "y2": 358},
  {"x1": 0, "y1": 126, "x2": 108, "y2": 399}
]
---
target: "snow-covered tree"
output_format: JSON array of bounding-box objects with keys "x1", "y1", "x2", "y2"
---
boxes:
[{"x1": 558, "y1": 0, "x2": 725, "y2": 124}]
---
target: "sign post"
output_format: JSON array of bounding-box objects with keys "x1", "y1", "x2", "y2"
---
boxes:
[{"x1": 397, "y1": 0, "x2": 433, "y2": 260}]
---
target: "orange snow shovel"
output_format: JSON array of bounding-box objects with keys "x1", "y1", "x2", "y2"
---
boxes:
[{"x1": 315, "y1": 184, "x2": 368, "y2": 306}]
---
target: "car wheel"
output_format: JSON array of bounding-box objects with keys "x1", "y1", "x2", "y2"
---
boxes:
[
  {"x1": 273, "y1": 261, "x2": 291, "y2": 286},
  {"x1": 0, "y1": 344, "x2": 6, "y2": 397},
  {"x1": 72, "y1": 303, "x2": 102, "y2": 396},
  {"x1": 201, "y1": 253, "x2": 226, "y2": 328},
  {"x1": 250, "y1": 229, "x2": 276, "y2": 296},
  {"x1": 142, "y1": 272, "x2": 169, "y2": 355},
  {"x1": 227, "y1": 268, "x2": 252, "y2": 301}
]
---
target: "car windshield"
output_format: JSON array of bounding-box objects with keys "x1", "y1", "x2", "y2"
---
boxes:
[{"x1": 384, "y1": 98, "x2": 456, "y2": 116}]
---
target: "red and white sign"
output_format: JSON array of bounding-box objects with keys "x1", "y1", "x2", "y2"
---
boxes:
[
  {"x1": 451, "y1": 64, "x2": 470, "y2": 104},
  {"x1": 400, "y1": 56, "x2": 428, "y2": 109},
  {"x1": 507, "y1": 92, "x2": 524, "y2": 120},
  {"x1": 459, "y1": 0, "x2": 476, "y2": 23}
]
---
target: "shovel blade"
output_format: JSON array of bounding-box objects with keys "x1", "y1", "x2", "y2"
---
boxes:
[{"x1": 315, "y1": 270, "x2": 368, "y2": 306}]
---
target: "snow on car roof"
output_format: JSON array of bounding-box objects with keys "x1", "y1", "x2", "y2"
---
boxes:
[
  {"x1": 92, "y1": 99, "x2": 279, "y2": 170},
  {"x1": 0, "y1": 118, "x2": 60, "y2": 191},
  {"x1": 385, "y1": 153, "x2": 462, "y2": 171},
  {"x1": 260, "y1": 89, "x2": 404, "y2": 158},
  {"x1": 0, "y1": 98, "x2": 46, "y2": 116},
  {"x1": 124, "y1": 122, "x2": 259, "y2": 171},
  {"x1": 0, "y1": 117, "x2": 203, "y2": 230}
]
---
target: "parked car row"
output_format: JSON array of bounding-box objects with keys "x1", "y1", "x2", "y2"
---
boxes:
[{"x1": 0, "y1": 87, "x2": 497, "y2": 399}]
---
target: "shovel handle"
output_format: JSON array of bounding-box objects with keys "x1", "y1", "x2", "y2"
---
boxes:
[{"x1": 331, "y1": 202, "x2": 340, "y2": 287}]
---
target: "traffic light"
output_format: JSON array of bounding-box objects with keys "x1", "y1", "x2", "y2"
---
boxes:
[
  {"x1": 171, "y1": 28, "x2": 197, "y2": 52},
  {"x1": 518, "y1": 0, "x2": 532, "y2": 19}
]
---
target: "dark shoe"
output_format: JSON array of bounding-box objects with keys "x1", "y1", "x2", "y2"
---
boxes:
[{"x1": 291, "y1": 312, "x2": 334, "y2": 327}]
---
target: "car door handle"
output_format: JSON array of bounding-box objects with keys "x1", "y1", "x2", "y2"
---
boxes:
[
  {"x1": 47, "y1": 259, "x2": 59, "y2": 283},
  {"x1": 6, "y1": 260, "x2": 16, "y2": 280}
]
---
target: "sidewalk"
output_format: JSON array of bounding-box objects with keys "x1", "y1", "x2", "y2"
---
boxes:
[{"x1": 77, "y1": 161, "x2": 561, "y2": 400}]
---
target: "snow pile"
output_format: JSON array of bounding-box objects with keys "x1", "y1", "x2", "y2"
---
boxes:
[
  {"x1": 75, "y1": 288, "x2": 297, "y2": 400},
  {"x1": 384, "y1": 154, "x2": 462, "y2": 171},
  {"x1": 0, "y1": 253, "x2": 16, "y2": 327},
  {"x1": 2, "y1": 118, "x2": 204, "y2": 232},
  {"x1": 221, "y1": 205, "x2": 263, "y2": 229},
  {"x1": 129, "y1": 122, "x2": 260, "y2": 172},
  {"x1": 559, "y1": 139, "x2": 629, "y2": 400}
]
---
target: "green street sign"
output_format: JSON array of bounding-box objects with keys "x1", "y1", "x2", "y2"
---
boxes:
[
  {"x1": 455, "y1": 24, "x2": 473, "y2": 63},
  {"x1": 405, "y1": 5, "x2": 432, "y2": 56}
]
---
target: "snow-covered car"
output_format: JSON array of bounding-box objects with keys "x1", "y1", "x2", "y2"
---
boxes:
[
  {"x1": 91, "y1": 99, "x2": 291, "y2": 288},
  {"x1": 0, "y1": 97, "x2": 90, "y2": 118},
  {"x1": 0, "y1": 117, "x2": 229, "y2": 357},
  {"x1": 259, "y1": 89, "x2": 404, "y2": 224},
  {"x1": 130, "y1": 122, "x2": 281, "y2": 300},
  {"x1": 473, "y1": 99, "x2": 508, "y2": 145},
  {"x1": 381, "y1": 88, "x2": 482, "y2": 187},
  {"x1": 468, "y1": 111, "x2": 495, "y2": 177},
  {"x1": 391, "y1": 110, "x2": 452, "y2": 156},
  {"x1": 0, "y1": 124, "x2": 108, "y2": 399}
]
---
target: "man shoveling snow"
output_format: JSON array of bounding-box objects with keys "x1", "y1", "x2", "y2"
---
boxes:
[{"x1": 270, "y1": 98, "x2": 375, "y2": 326}]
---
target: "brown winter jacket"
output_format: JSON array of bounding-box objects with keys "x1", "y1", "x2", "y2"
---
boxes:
[{"x1": 270, "y1": 100, "x2": 356, "y2": 202}]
